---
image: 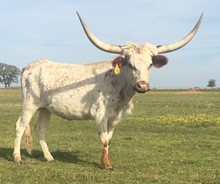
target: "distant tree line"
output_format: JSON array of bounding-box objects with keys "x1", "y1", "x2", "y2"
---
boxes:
[{"x1": 0, "y1": 62, "x2": 21, "y2": 88}]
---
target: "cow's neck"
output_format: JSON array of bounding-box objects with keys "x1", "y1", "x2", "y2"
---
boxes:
[{"x1": 118, "y1": 73, "x2": 136, "y2": 103}]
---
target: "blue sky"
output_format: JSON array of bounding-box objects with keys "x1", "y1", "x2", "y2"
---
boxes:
[{"x1": 0, "y1": 0, "x2": 219, "y2": 88}]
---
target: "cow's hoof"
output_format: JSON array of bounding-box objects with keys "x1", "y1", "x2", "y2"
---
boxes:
[
  {"x1": 47, "y1": 159, "x2": 55, "y2": 163},
  {"x1": 102, "y1": 165, "x2": 113, "y2": 170},
  {"x1": 44, "y1": 154, "x2": 54, "y2": 162},
  {"x1": 13, "y1": 153, "x2": 23, "y2": 164},
  {"x1": 105, "y1": 167, "x2": 114, "y2": 171}
]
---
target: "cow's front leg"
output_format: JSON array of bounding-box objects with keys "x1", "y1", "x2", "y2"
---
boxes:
[
  {"x1": 99, "y1": 132, "x2": 113, "y2": 169},
  {"x1": 94, "y1": 103, "x2": 117, "y2": 169}
]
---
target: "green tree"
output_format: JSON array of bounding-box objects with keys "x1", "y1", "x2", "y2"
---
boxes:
[
  {"x1": 207, "y1": 79, "x2": 216, "y2": 88},
  {"x1": 0, "y1": 62, "x2": 21, "y2": 88}
]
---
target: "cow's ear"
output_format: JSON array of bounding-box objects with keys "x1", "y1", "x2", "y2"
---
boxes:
[
  {"x1": 112, "y1": 57, "x2": 126, "y2": 74},
  {"x1": 152, "y1": 55, "x2": 168, "y2": 68},
  {"x1": 112, "y1": 57, "x2": 126, "y2": 68}
]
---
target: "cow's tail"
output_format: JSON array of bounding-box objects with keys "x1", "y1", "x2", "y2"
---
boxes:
[{"x1": 25, "y1": 124, "x2": 33, "y2": 155}]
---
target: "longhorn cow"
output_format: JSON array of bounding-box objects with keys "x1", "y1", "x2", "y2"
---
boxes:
[{"x1": 13, "y1": 12, "x2": 203, "y2": 169}]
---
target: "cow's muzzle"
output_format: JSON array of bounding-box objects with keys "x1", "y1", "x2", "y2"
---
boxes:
[{"x1": 133, "y1": 81, "x2": 150, "y2": 93}]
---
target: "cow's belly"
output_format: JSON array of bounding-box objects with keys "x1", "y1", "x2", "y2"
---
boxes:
[{"x1": 46, "y1": 91, "x2": 93, "y2": 120}]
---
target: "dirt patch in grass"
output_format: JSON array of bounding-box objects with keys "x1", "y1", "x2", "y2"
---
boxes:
[
  {"x1": 177, "y1": 89, "x2": 206, "y2": 94},
  {"x1": 0, "y1": 103, "x2": 21, "y2": 107}
]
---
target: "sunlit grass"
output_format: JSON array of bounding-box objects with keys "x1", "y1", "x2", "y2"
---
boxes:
[
  {"x1": 151, "y1": 113, "x2": 220, "y2": 126},
  {"x1": 0, "y1": 88, "x2": 220, "y2": 183}
]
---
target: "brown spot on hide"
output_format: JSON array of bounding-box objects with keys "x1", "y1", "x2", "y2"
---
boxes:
[
  {"x1": 105, "y1": 70, "x2": 114, "y2": 78},
  {"x1": 101, "y1": 140, "x2": 108, "y2": 148},
  {"x1": 102, "y1": 148, "x2": 112, "y2": 169}
]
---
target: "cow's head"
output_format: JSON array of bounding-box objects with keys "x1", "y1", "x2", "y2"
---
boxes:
[
  {"x1": 111, "y1": 44, "x2": 168, "y2": 93},
  {"x1": 77, "y1": 12, "x2": 203, "y2": 93}
]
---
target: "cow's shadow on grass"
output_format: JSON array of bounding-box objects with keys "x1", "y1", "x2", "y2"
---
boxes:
[{"x1": 0, "y1": 148, "x2": 100, "y2": 168}]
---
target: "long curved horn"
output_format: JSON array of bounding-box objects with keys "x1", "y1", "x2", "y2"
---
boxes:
[
  {"x1": 76, "y1": 12, "x2": 123, "y2": 54},
  {"x1": 157, "y1": 12, "x2": 204, "y2": 54}
]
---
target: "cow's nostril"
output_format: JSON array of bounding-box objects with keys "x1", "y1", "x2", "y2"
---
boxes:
[
  {"x1": 137, "y1": 83, "x2": 142, "y2": 89},
  {"x1": 133, "y1": 81, "x2": 150, "y2": 93}
]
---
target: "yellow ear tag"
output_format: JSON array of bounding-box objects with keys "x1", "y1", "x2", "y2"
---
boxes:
[{"x1": 114, "y1": 63, "x2": 120, "y2": 75}]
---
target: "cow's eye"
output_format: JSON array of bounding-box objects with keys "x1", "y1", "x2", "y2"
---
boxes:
[{"x1": 128, "y1": 63, "x2": 136, "y2": 71}]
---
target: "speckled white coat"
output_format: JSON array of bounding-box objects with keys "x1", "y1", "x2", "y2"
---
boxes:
[
  {"x1": 22, "y1": 58, "x2": 135, "y2": 121},
  {"x1": 13, "y1": 43, "x2": 167, "y2": 168}
]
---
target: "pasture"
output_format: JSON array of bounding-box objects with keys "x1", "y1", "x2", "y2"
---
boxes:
[{"x1": 0, "y1": 88, "x2": 220, "y2": 183}]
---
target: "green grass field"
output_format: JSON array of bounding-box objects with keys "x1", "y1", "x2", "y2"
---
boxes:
[{"x1": 0, "y1": 88, "x2": 220, "y2": 184}]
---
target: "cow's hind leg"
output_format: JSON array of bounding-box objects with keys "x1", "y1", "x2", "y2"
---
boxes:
[
  {"x1": 34, "y1": 108, "x2": 54, "y2": 162},
  {"x1": 13, "y1": 107, "x2": 37, "y2": 163},
  {"x1": 25, "y1": 124, "x2": 33, "y2": 154}
]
